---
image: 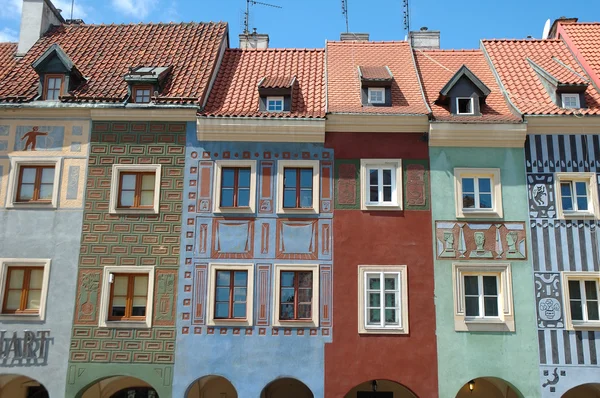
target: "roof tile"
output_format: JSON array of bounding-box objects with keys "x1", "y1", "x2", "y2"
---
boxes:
[
  {"x1": 0, "y1": 42, "x2": 17, "y2": 82},
  {"x1": 559, "y1": 23, "x2": 600, "y2": 85}
]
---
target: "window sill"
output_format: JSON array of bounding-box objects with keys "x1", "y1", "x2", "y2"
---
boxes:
[
  {"x1": 277, "y1": 208, "x2": 319, "y2": 215},
  {"x1": 0, "y1": 313, "x2": 43, "y2": 322},
  {"x1": 559, "y1": 212, "x2": 597, "y2": 220},
  {"x1": 359, "y1": 327, "x2": 407, "y2": 335},
  {"x1": 273, "y1": 320, "x2": 318, "y2": 328},
  {"x1": 109, "y1": 208, "x2": 159, "y2": 215},
  {"x1": 213, "y1": 207, "x2": 255, "y2": 215},
  {"x1": 456, "y1": 317, "x2": 514, "y2": 332},
  {"x1": 569, "y1": 321, "x2": 600, "y2": 330},
  {"x1": 7, "y1": 202, "x2": 57, "y2": 210},
  {"x1": 100, "y1": 321, "x2": 151, "y2": 329},
  {"x1": 207, "y1": 319, "x2": 253, "y2": 327},
  {"x1": 362, "y1": 203, "x2": 402, "y2": 211},
  {"x1": 457, "y1": 209, "x2": 502, "y2": 219}
]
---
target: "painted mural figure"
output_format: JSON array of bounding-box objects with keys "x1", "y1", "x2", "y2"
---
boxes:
[
  {"x1": 470, "y1": 232, "x2": 492, "y2": 258},
  {"x1": 21, "y1": 126, "x2": 48, "y2": 151}
]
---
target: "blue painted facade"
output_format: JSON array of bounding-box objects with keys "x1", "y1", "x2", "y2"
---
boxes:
[
  {"x1": 174, "y1": 123, "x2": 333, "y2": 397},
  {"x1": 0, "y1": 116, "x2": 90, "y2": 398},
  {"x1": 525, "y1": 133, "x2": 600, "y2": 397}
]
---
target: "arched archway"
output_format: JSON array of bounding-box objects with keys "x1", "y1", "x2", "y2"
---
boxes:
[
  {"x1": 562, "y1": 383, "x2": 600, "y2": 398},
  {"x1": 260, "y1": 377, "x2": 314, "y2": 398},
  {"x1": 186, "y1": 375, "x2": 237, "y2": 398},
  {"x1": 344, "y1": 379, "x2": 417, "y2": 398},
  {"x1": 0, "y1": 374, "x2": 49, "y2": 398},
  {"x1": 80, "y1": 376, "x2": 158, "y2": 398},
  {"x1": 456, "y1": 377, "x2": 522, "y2": 398}
]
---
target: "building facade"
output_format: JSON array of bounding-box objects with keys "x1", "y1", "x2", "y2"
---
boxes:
[{"x1": 173, "y1": 46, "x2": 332, "y2": 398}]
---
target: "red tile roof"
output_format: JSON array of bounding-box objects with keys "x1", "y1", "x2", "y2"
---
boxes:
[
  {"x1": 358, "y1": 66, "x2": 392, "y2": 81},
  {"x1": 414, "y1": 49, "x2": 519, "y2": 122},
  {"x1": 202, "y1": 48, "x2": 325, "y2": 118},
  {"x1": 258, "y1": 76, "x2": 296, "y2": 89},
  {"x1": 0, "y1": 22, "x2": 227, "y2": 104},
  {"x1": 0, "y1": 43, "x2": 17, "y2": 82},
  {"x1": 558, "y1": 22, "x2": 600, "y2": 87},
  {"x1": 483, "y1": 39, "x2": 600, "y2": 115},
  {"x1": 326, "y1": 41, "x2": 429, "y2": 115}
]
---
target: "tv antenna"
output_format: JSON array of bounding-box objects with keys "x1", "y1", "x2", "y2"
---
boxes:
[
  {"x1": 403, "y1": 0, "x2": 410, "y2": 32},
  {"x1": 243, "y1": 0, "x2": 282, "y2": 35},
  {"x1": 70, "y1": 0, "x2": 74, "y2": 19},
  {"x1": 341, "y1": 0, "x2": 349, "y2": 33}
]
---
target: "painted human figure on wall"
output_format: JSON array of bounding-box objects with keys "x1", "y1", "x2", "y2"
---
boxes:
[{"x1": 21, "y1": 126, "x2": 48, "y2": 151}]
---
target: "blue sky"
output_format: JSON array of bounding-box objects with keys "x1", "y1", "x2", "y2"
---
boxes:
[{"x1": 1, "y1": 0, "x2": 599, "y2": 48}]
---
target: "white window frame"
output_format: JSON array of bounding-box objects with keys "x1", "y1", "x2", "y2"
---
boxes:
[
  {"x1": 452, "y1": 263, "x2": 514, "y2": 332},
  {"x1": 109, "y1": 164, "x2": 162, "y2": 214},
  {"x1": 454, "y1": 168, "x2": 503, "y2": 218},
  {"x1": 562, "y1": 272, "x2": 600, "y2": 330},
  {"x1": 367, "y1": 87, "x2": 385, "y2": 104},
  {"x1": 0, "y1": 259, "x2": 51, "y2": 321},
  {"x1": 266, "y1": 96, "x2": 284, "y2": 112},
  {"x1": 206, "y1": 263, "x2": 254, "y2": 327},
  {"x1": 561, "y1": 93, "x2": 580, "y2": 109},
  {"x1": 358, "y1": 265, "x2": 408, "y2": 334},
  {"x1": 6, "y1": 157, "x2": 62, "y2": 209},
  {"x1": 213, "y1": 160, "x2": 257, "y2": 214},
  {"x1": 555, "y1": 173, "x2": 599, "y2": 219},
  {"x1": 360, "y1": 159, "x2": 402, "y2": 210},
  {"x1": 98, "y1": 266, "x2": 155, "y2": 329},
  {"x1": 276, "y1": 160, "x2": 320, "y2": 214},
  {"x1": 272, "y1": 263, "x2": 319, "y2": 328},
  {"x1": 456, "y1": 97, "x2": 475, "y2": 115}
]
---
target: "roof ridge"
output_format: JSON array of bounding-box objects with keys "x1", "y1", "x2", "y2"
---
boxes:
[
  {"x1": 227, "y1": 48, "x2": 324, "y2": 52},
  {"x1": 63, "y1": 21, "x2": 227, "y2": 28},
  {"x1": 416, "y1": 49, "x2": 481, "y2": 53},
  {"x1": 482, "y1": 38, "x2": 561, "y2": 43},
  {"x1": 327, "y1": 40, "x2": 408, "y2": 45}
]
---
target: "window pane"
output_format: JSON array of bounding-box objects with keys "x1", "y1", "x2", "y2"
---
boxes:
[
  {"x1": 384, "y1": 276, "x2": 396, "y2": 290},
  {"x1": 298, "y1": 288, "x2": 312, "y2": 303},
  {"x1": 463, "y1": 194, "x2": 475, "y2": 209},
  {"x1": 383, "y1": 186, "x2": 392, "y2": 202},
  {"x1": 577, "y1": 196, "x2": 589, "y2": 211},
  {"x1": 47, "y1": 78, "x2": 56, "y2": 90},
  {"x1": 233, "y1": 287, "x2": 247, "y2": 302},
  {"x1": 283, "y1": 189, "x2": 297, "y2": 208},
  {"x1": 479, "y1": 194, "x2": 492, "y2": 209},
  {"x1": 234, "y1": 271, "x2": 247, "y2": 287},
  {"x1": 133, "y1": 276, "x2": 148, "y2": 296},
  {"x1": 369, "y1": 292, "x2": 380, "y2": 307},
  {"x1": 280, "y1": 303, "x2": 294, "y2": 320},
  {"x1": 280, "y1": 272, "x2": 294, "y2": 287},
  {"x1": 575, "y1": 182, "x2": 587, "y2": 196},
  {"x1": 280, "y1": 287, "x2": 295, "y2": 304},
  {"x1": 8, "y1": 269, "x2": 24, "y2": 289},
  {"x1": 385, "y1": 309, "x2": 397, "y2": 324},
  {"x1": 370, "y1": 186, "x2": 378, "y2": 202},
  {"x1": 233, "y1": 303, "x2": 246, "y2": 318},
  {"x1": 131, "y1": 303, "x2": 146, "y2": 317},
  {"x1": 382, "y1": 169, "x2": 392, "y2": 185},
  {"x1": 119, "y1": 191, "x2": 135, "y2": 207},
  {"x1": 585, "y1": 281, "x2": 598, "y2": 300},
  {"x1": 221, "y1": 169, "x2": 235, "y2": 187},
  {"x1": 300, "y1": 189, "x2": 313, "y2": 208},
  {"x1": 284, "y1": 169, "x2": 297, "y2": 188},
  {"x1": 39, "y1": 184, "x2": 53, "y2": 200},
  {"x1": 462, "y1": 178, "x2": 474, "y2": 193},
  {"x1": 368, "y1": 276, "x2": 380, "y2": 290},
  {"x1": 385, "y1": 293, "x2": 396, "y2": 307},
  {"x1": 368, "y1": 309, "x2": 381, "y2": 324},
  {"x1": 464, "y1": 276, "x2": 478, "y2": 296},
  {"x1": 216, "y1": 287, "x2": 230, "y2": 302},
  {"x1": 5, "y1": 291, "x2": 21, "y2": 310},
  {"x1": 297, "y1": 304, "x2": 311, "y2": 318},
  {"x1": 29, "y1": 269, "x2": 44, "y2": 289},
  {"x1": 483, "y1": 276, "x2": 497, "y2": 295},
  {"x1": 369, "y1": 169, "x2": 378, "y2": 186},
  {"x1": 587, "y1": 303, "x2": 599, "y2": 321},
  {"x1": 113, "y1": 276, "x2": 128, "y2": 295},
  {"x1": 562, "y1": 196, "x2": 574, "y2": 211},
  {"x1": 221, "y1": 188, "x2": 234, "y2": 207},
  {"x1": 41, "y1": 168, "x2": 55, "y2": 183},
  {"x1": 238, "y1": 168, "x2": 251, "y2": 188},
  {"x1": 141, "y1": 174, "x2": 155, "y2": 190},
  {"x1": 140, "y1": 191, "x2": 154, "y2": 206},
  {"x1": 26, "y1": 290, "x2": 41, "y2": 310},
  {"x1": 216, "y1": 271, "x2": 230, "y2": 287},
  {"x1": 570, "y1": 300, "x2": 584, "y2": 321},
  {"x1": 569, "y1": 280, "x2": 582, "y2": 299},
  {"x1": 19, "y1": 184, "x2": 34, "y2": 200},
  {"x1": 215, "y1": 302, "x2": 229, "y2": 318},
  {"x1": 560, "y1": 182, "x2": 572, "y2": 196},
  {"x1": 465, "y1": 297, "x2": 479, "y2": 317},
  {"x1": 484, "y1": 297, "x2": 499, "y2": 317},
  {"x1": 478, "y1": 178, "x2": 491, "y2": 193},
  {"x1": 300, "y1": 169, "x2": 313, "y2": 188},
  {"x1": 21, "y1": 168, "x2": 36, "y2": 184},
  {"x1": 237, "y1": 188, "x2": 250, "y2": 207},
  {"x1": 121, "y1": 174, "x2": 136, "y2": 190}
]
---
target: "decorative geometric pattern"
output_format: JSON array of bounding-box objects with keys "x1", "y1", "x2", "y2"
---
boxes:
[
  {"x1": 528, "y1": 173, "x2": 555, "y2": 218},
  {"x1": 276, "y1": 219, "x2": 318, "y2": 260},
  {"x1": 211, "y1": 219, "x2": 254, "y2": 259},
  {"x1": 435, "y1": 221, "x2": 527, "y2": 260},
  {"x1": 334, "y1": 159, "x2": 360, "y2": 209},
  {"x1": 70, "y1": 121, "x2": 184, "y2": 364},
  {"x1": 320, "y1": 161, "x2": 333, "y2": 213},
  {"x1": 538, "y1": 330, "x2": 599, "y2": 366},
  {"x1": 526, "y1": 135, "x2": 600, "y2": 173},
  {"x1": 404, "y1": 159, "x2": 430, "y2": 210},
  {"x1": 535, "y1": 273, "x2": 564, "y2": 328},
  {"x1": 259, "y1": 161, "x2": 274, "y2": 213}
]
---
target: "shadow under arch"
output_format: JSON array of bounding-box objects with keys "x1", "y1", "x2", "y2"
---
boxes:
[
  {"x1": 344, "y1": 379, "x2": 418, "y2": 398},
  {"x1": 455, "y1": 376, "x2": 524, "y2": 398},
  {"x1": 185, "y1": 374, "x2": 238, "y2": 398},
  {"x1": 260, "y1": 377, "x2": 314, "y2": 398},
  {"x1": 0, "y1": 373, "x2": 49, "y2": 398},
  {"x1": 76, "y1": 375, "x2": 161, "y2": 398},
  {"x1": 562, "y1": 383, "x2": 600, "y2": 398}
]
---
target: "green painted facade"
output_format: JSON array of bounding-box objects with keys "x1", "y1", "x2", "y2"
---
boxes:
[
  {"x1": 66, "y1": 121, "x2": 185, "y2": 398},
  {"x1": 430, "y1": 146, "x2": 540, "y2": 398}
]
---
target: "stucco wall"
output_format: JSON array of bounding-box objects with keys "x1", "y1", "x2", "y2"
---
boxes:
[{"x1": 430, "y1": 146, "x2": 540, "y2": 398}]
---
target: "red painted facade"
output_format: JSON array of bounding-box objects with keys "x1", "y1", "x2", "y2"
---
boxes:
[{"x1": 324, "y1": 132, "x2": 438, "y2": 398}]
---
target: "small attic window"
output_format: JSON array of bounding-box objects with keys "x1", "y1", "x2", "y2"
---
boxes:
[
  {"x1": 133, "y1": 86, "x2": 152, "y2": 104},
  {"x1": 561, "y1": 93, "x2": 580, "y2": 109},
  {"x1": 359, "y1": 66, "x2": 393, "y2": 107},
  {"x1": 456, "y1": 98, "x2": 474, "y2": 115},
  {"x1": 44, "y1": 75, "x2": 64, "y2": 100},
  {"x1": 258, "y1": 76, "x2": 295, "y2": 113},
  {"x1": 368, "y1": 88, "x2": 385, "y2": 104},
  {"x1": 124, "y1": 66, "x2": 172, "y2": 104},
  {"x1": 32, "y1": 44, "x2": 85, "y2": 102},
  {"x1": 267, "y1": 96, "x2": 284, "y2": 112}
]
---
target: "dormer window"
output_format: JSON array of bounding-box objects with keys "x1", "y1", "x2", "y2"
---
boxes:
[
  {"x1": 561, "y1": 93, "x2": 580, "y2": 109},
  {"x1": 43, "y1": 75, "x2": 64, "y2": 100},
  {"x1": 258, "y1": 76, "x2": 295, "y2": 113},
  {"x1": 367, "y1": 88, "x2": 385, "y2": 104},
  {"x1": 267, "y1": 96, "x2": 284, "y2": 112},
  {"x1": 359, "y1": 66, "x2": 393, "y2": 107},
  {"x1": 456, "y1": 97, "x2": 474, "y2": 115},
  {"x1": 133, "y1": 85, "x2": 152, "y2": 104},
  {"x1": 438, "y1": 65, "x2": 491, "y2": 116}
]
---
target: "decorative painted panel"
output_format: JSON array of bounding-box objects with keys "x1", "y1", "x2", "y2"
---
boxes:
[
  {"x1": 527, "y1": 174, "x2": 556, "y2": 218},
  {"x1": 334, "y1": 159, "x2": 360, "y2": 209},
  {"x1": 526, "y1": 134, "x2": 600, "y2": 173},
  {"x1": 259, "y1": 161, "x2": 274, "y2": 213},
  {"x1": 321, "y1": 161, "x2": 333, "y2": 213},
  {"x1": 276, "y1": 219, "x2": 318, "y2": 260},
  {"x1": 212, "y1": 218, "x2": 255, "y2": 259},
  {"x1": 404, "y1": 159, "x2": 430, "y2": 210},
  {"x1": 534, "y1": 273, "x2": 564, "y2": 328},
  {"x1": 435, "y1": 221, "x2": 527, "y2": 260},
  {"x1": 538, "y1": 330, "x2": 599, "y2": 366}
]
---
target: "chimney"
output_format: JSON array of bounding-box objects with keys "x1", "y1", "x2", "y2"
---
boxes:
[
  {"x1": 17, "y1": 0, "x2": 65, "y2": 56},
  {"x1": 548, "y1": 16, "x2": 578, "y2": 39},
  {"x1": 239, "y1": 29, "x2": 269, "y2": 49},
  {"x1": 340, "y1": 32, "x2": 369, "y2": 41},
  {"x1": 409, "y1": 27, "x2": 440, "y2": 50}
]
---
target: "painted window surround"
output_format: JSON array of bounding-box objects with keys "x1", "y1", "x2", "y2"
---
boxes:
[
  {"x1": 213, "y1": 160, "x2": 257, "y2": 214},
  {"x1": 357, "y1": 265, "x2": 409, "y2": 335},
  {"x1": 360, "y1": 159, "x2": 403, "y2": 211},
  {"x1": 276, "y1": 160, "x2": 320, "y2": 214},
  {"x1": 98, "y1": 266, "x2": 155, "y2": 329},
  {"x1": 0, "y1": 258, "x2": 51, "y2": 321},
  {"x1": 554, "y1": 172, "x2": 600, "y2": 219},
  {"x1": 452, "y1": 262, "x2": 514, "y2": 332},
  {"x1": 109, "y1": 164, "x2": 162, "y2": 214},
  {"x1": 272, "y1": 263, "x2": 320, "y2": 328},
  {"x1": 454, "y1": 168, "x2": 503, "y2": 218},
  {"x1": 6, "y1": 157, "x2": 62, "y2": 209},
  {"x1": 206, "y1": 263, "x2": 255, "y2": 327},
  {"x1": 562, "y1": 272, "x2": 600, "y2": 331}
]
